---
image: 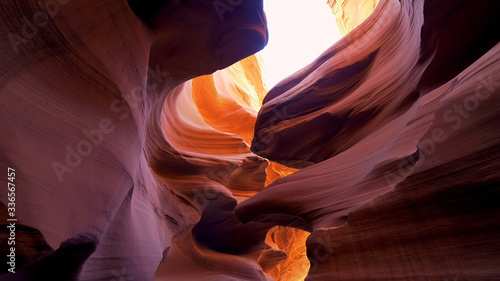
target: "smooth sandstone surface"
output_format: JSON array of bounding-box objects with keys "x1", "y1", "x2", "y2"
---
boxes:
[{"x1": 1, "y1": 0, "x2": 499, "y2": 280}]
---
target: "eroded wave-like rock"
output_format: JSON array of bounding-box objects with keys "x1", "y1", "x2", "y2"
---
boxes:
[{"x1": 1, "y1": 0, "x2": 499, "y2": 280}]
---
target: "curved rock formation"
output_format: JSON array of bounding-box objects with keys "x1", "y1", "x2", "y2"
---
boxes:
[
  {"x1": 1, "y1": 0, "x2": 271, "y2": 280},
  {"x1": 1, "y1": 0, "x2": 499, "y2": 280},
  {"x1": 238, "y1": 0, "x2": 500, "y2": 280}
]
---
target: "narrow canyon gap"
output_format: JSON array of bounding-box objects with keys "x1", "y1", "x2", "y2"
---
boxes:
[{"x1": 0, "y1": 0, "x2": 499, "y2": 281}]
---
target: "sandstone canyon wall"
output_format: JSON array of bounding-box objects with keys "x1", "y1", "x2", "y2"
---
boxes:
[{"x1": 1, "y1": 0, "x2": 499, "y2": 280}]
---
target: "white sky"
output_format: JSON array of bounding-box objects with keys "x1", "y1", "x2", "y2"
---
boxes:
[{"x1": 258, "y1": 0, "x2": 342, "y2": 88}]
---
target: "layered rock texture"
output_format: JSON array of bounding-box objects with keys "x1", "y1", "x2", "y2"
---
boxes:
[{"x1": 1, "y1": 0, "x2": 499, "y2": 280}]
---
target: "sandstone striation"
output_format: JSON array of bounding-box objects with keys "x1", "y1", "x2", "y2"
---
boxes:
[{"x1": 1, "y1": 0, "x2": 499, "y2": 280}]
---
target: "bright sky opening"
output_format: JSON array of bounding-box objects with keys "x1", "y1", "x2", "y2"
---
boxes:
[{"x1": 258, "y1": 0, "x2": 342, "y2": 89}]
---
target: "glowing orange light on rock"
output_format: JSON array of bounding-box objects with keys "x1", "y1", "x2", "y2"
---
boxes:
[{"x1": 183, "y1": 2, "x2": 379, "y2": 279}]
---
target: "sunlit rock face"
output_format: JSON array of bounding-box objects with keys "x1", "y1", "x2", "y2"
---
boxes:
[
  {"x1": 154, "y1": 52, "x2": 303, "y2": 281},
  {"x1": 0, "y1": 0, "x2": 271, "y2": 280},
  {"x1": 328, "y1": 0, "x2": 379, "y2": 36},
  {"x1": 240, "y1": 0, "x2": 500, "y2": 280},
  {"x1": 1, "y1": 0, "x2": 499, "y2": 281}
]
